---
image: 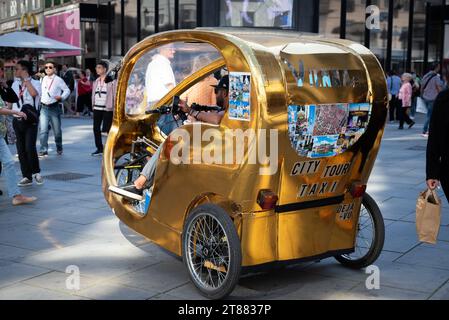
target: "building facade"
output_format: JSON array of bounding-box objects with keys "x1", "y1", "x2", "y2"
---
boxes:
[{"x1": 1, "y1": 0, "x2": 448, "y2": 76}]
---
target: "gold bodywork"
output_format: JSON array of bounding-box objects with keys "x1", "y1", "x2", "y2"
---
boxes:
[{"x1": 102, "y1": 29, "x2": 388, "y2": 267}]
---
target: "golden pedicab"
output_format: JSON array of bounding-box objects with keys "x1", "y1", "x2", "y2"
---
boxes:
[{"x1": 102, "y1": 28, "x2": 388, "y2": 299}]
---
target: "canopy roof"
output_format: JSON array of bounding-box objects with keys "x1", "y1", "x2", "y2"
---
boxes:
[{"x1": 0, "y1": 31, "x2": 81, "y2": 51}]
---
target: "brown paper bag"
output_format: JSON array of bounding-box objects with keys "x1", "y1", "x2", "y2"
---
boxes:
[{"x1": 416, "y1": 189, "x2": 441, "y2": 244}]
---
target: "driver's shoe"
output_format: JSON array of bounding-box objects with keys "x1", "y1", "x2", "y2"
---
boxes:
[{"x1": 109, "y1": 183, "x2": 144, "y2": 201}]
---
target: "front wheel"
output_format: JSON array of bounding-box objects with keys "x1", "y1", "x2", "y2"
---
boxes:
[
  {"x1": 335, "y1": 193, "x2": 385, "y2": 269},
  {"x1": 182, "y1": 204, "x2": 241, "y2": 300}
]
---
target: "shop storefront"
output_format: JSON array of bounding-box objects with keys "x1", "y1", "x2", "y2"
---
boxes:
[{"x1": 98, "y1": 0, "x2": 446, "y2": 76}]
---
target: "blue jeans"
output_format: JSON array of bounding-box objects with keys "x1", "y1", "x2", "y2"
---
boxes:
[
  {"x1": 0, "y1": 138, "x2": 21, "y2": 198},
  {"x1": 423, "y1": 99, "x2": 434, "y2": 134},
  {"x1": 39, "y1": 103, "x2": 63, "y2": 152},
  {"x1": 140, "y1": 144, "x2": 162, "y2": 186}
]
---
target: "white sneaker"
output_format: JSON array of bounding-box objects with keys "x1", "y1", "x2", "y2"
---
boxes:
[
  {"x1": 33, "y1": 173, "x2": 44, "y2": 185},
  {"x1": 18, "y1": 177, "x2": 32, "y2": 187}
]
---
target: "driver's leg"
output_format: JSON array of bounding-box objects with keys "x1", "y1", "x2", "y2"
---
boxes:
[
  {"x1": 136, "y1": 145, "x2": 162, "y2": 189},
  {"x1": 109, "y1": 144, "x2": 162, "y2": 201}
]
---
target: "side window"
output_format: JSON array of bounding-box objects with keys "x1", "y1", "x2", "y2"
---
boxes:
[{"x1": 125, "y1": 42, "x2": 222, "y2": 116}]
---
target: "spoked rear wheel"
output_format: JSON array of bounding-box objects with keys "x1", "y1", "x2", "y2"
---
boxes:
[
  {"x1": 335, "y1": 193, "x2": 385, "y2": 269},
  {"x1": 182, "y1": 204, "x2": 241, "y2": 300}
]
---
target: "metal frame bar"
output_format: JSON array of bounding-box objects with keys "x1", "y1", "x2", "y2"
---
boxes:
[
  {"x1": 121, "y1": 0, "x2": 125, "y2": 56},
  {"x1": 386, "y1": 0, "x2": 394, "y2": 71},
  {"x1": 174, "y1": 0, "x2": 179, "y2": 29},
  {"x1": 340, "y1": 0, "x2": 347, "y2": 39},
  {"x1": 440, "y1": 0, "x2": 446, "y2": 72},
  {"x1": 155, "y1": 0, "x2": 159, "y2": 34},
  {"x1": 406, "y1": 0, "x2": 414, "y2": 71},
  {"x1": 196, "y1": 0, "x2": 203, "y2": 27},
  {"x1": 364, "y1": 0, "x2": 372, "y2": 48},
  {"x1": 108, "y1": 1, "x2": 112, "y2": 59},
  {"x1": 424, "y1": 2, "x2": 430, "y2": 72},
  {"x1": 313, "y1": 0, "x2": 320, "y2": 33},
  {"x1": 137, "y1": 0, "x2": 142, "y2": 41}
]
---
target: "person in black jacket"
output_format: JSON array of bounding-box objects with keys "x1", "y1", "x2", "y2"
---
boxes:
[{"x1": 426, "y1": 87, "x2": 449, "y2": 200}]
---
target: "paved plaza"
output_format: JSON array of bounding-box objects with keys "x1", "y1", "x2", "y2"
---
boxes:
[{"x1": 0, "y1": 114, "x2": 448, "y2": 300}]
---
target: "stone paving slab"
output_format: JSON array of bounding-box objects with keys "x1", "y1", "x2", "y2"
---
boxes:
[
  {"x1": 396, "y1": 241, "x2": 449, "y2": 271},
  {"x1": 0, "y1": 261, "x2": 51, "y2": 289},
  {"x1": 429, "y1": 280, "x2": 449, "y2": 300},
  {"x1": 0, "y1": 282, "x2": 88, "y2": 300}
]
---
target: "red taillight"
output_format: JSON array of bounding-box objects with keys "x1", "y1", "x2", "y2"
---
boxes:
[
  {"x1": 257, "y1": 189, "x2": 278, "y2": 210},
  {"x1": 350, "y1": 182, "x2": 366, "y2": 198}
]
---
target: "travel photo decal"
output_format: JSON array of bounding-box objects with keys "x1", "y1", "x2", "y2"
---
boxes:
[
  {"x1": 288, "y1": 102, "x2": 372, "y2": 158},
  {"x1": 228, "y1": 72, "x2": 251, "y2": 121}
]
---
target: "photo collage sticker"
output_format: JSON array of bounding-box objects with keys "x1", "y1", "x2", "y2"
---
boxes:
[
  {"x1": 228, "y1": 72, "x2": 251, "y2": 121},
  {"x1": 288, "y1": 102, "x2": 372, "y2": 158}
]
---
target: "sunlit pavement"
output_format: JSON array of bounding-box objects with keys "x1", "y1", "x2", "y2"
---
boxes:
[{"x1": 0, "y1": 114, "x2": 448, "y2": 300}]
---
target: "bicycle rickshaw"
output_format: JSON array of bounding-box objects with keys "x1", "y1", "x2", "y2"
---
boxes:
[{"x1": 102, "y1": 28, "x2": 388, "y2": 299}]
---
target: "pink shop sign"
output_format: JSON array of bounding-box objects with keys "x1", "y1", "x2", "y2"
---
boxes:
[{"x1": 44, "y1": 9, "x2": 81, "y2": 57}]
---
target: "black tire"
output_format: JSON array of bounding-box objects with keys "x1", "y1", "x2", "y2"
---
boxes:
[
  {"x1": 335, "y1": 193, "x2": 385, "y2": 269},
  {"x1": 182, "y1": 203, "x2": 242, "y2": 300}
]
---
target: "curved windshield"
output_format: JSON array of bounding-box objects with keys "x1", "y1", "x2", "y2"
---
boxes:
[{"x1": 125, "y1": 42, "x2": 222, "y2": 116}]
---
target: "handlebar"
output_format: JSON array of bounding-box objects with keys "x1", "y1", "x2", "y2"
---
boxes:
[{"x1": 145, "y1": 103, "x2": 221, "y2": 115}]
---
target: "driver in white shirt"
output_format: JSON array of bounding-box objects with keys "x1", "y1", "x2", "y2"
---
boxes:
[{"x1": 145, "y1": 45, "x2": 176, "y2": 107}]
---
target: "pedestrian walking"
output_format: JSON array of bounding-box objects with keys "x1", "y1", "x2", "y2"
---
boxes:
[
  {"x1": 39, "y1": 61, "x2": 71, "y2": 156},
  {"x1": 0, "y1": 98, "x2": 37, "y2": 205},
  {"x1": 76, "y1": 70, "x2": 92, "y2": 117},
  {"x1": 386, "y1": 70, "x2": 401, "y2": 122},
  {"x1": 91, "y1": 61, "x2": 116, "y2": 156},
  {"x1": 10, "y1": 60, "x2": 44, "y2": 186},
  {"x1": 410, "y1": 72, "x2": 421, "y2": 119},
  {"x1": 421, "y1": 63, "x2": 444, "y2": 137},
  {"x1": 398, "y1": 73, "x2": 415, "y2": 130}
]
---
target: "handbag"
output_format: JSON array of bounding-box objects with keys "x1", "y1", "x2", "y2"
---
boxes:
[
  {"x1": 17, "y1": 86, "x2": 39, "y2": 125},
  {"x1": 416, "y1": 188, "x2": 441, "y2": 244},
  {"x1": 21, "y1": 103, "x2": 39, "y2": 124}
]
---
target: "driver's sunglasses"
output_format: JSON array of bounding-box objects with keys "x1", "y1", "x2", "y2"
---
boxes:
[{"x1": 45, "y1": 65, "x2": 54, "y2": 69}]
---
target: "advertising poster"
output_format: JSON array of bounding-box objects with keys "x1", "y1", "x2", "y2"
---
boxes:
[
  {"x1": 311, "y1": 135, "x2": 339, "y2": 158},
  {"x1": 288, "y1": 102, "x2": 372, "y2": 158},
  {"x1": 228, "y1": 72, "x2": 251, "y2": 121}
]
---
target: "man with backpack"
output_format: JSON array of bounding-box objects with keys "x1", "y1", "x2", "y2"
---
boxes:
[{"x1": 421, "y1": 63, "x2": 444, "y2": 137}]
